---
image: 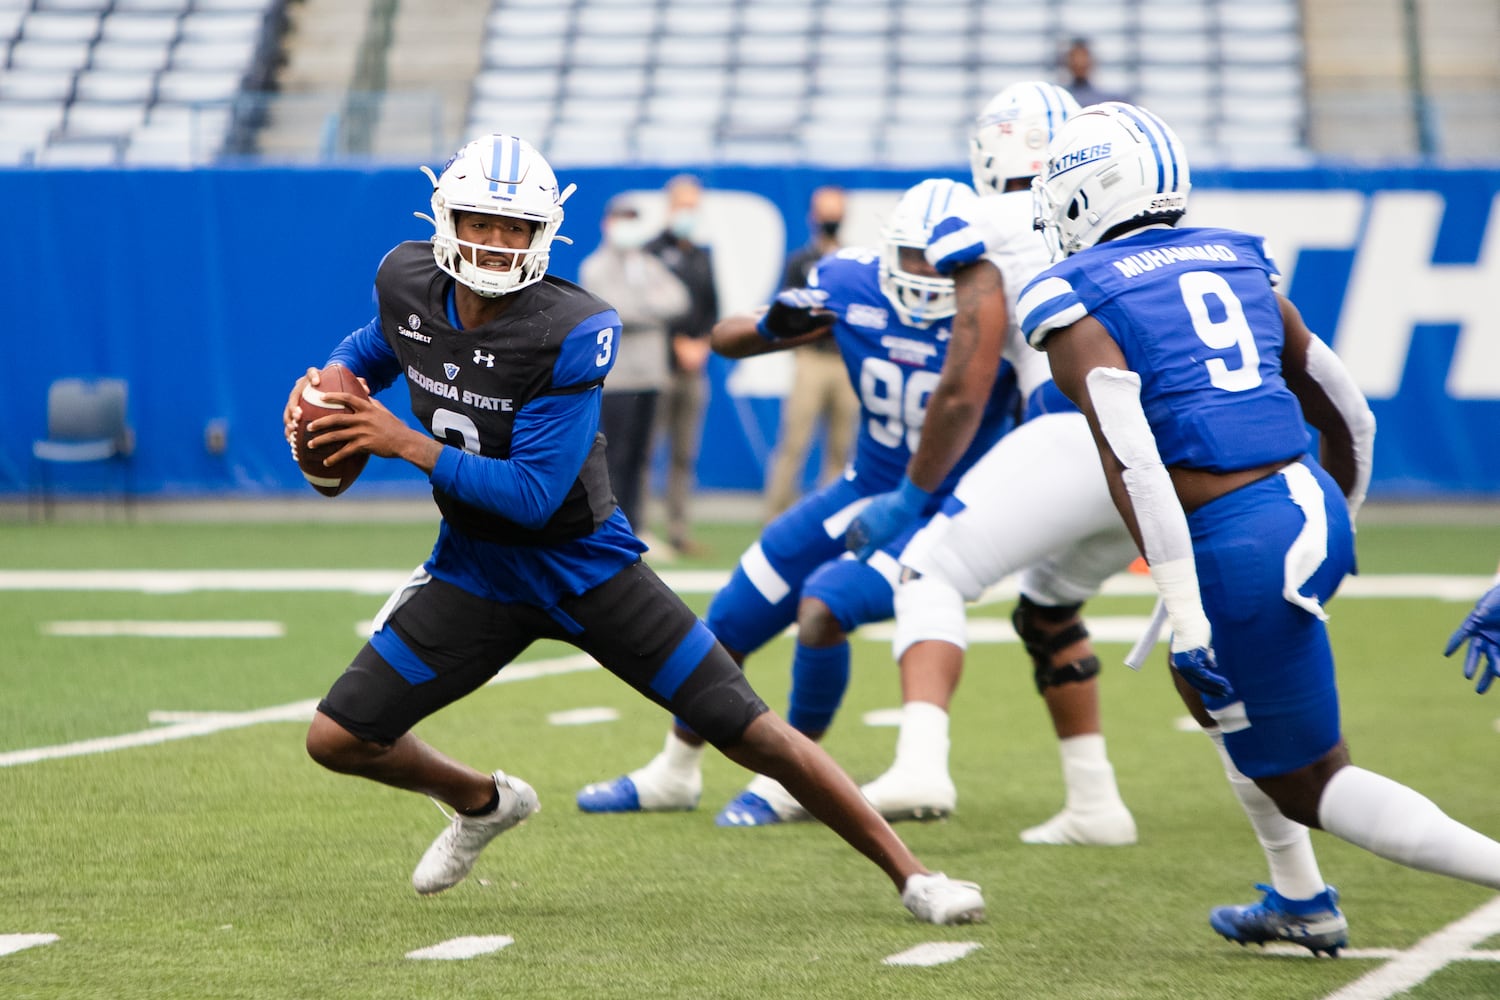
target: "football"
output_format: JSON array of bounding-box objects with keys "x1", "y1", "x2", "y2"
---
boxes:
[{"x1": 294, "y1": 364, "x2": 370, "y2": 497}]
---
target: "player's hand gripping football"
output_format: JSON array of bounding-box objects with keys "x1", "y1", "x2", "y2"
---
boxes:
[
  {"x1": 756, "y1": 287, "x2": 835, "y2": 339},
  {"x1": 1444, "y1": 582, "x2": 1500, "y2": 694}
]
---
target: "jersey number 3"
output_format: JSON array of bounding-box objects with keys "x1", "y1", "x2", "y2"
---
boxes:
[{"x1": 1179, "y1": 271, "x2": 1261, "y2": 393}]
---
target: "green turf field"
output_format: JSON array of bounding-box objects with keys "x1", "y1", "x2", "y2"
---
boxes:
[{"x1": 2, "y1": 516, "x2": 1499, "y2": 999}]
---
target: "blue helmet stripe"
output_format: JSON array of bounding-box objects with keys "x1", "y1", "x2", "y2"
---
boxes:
[
  {"x1": 1139, "y1": 107, "x2": 1182, "y2": 192},
  {"x1": 490, "y1": 134, "x2": 523, "y2": 195},
  {"x1": 1032, "y1": 82, "x2": 1057, "y2": 136},
  {"x1": 1116, "y1": 104, "x2": 1170, "y2": 193}
]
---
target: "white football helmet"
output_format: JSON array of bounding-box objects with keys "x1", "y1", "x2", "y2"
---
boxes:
[
  {"x1": 878, "y1": 178, "x2": 967, "y2": 327},
  {"x1": 418, "y1": 134, "x2": 575, "y2": 297},
  {"x1": 1032, "y1": 102, "x2": 1190, "y2": 260},
  {"x1": 969, "y1": 81, "x2": 1081, "y2": 195}
]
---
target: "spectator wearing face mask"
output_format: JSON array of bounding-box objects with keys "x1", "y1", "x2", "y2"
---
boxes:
[
  {"x1": 763, "y1": 185, "x2": 860, "y2": 517},
  {"x1": 644, "y1": 174, "x2": 720, "y2": 558},
  {"x1": 579, "y1": 194, "x2": 691, "y2": 536}
]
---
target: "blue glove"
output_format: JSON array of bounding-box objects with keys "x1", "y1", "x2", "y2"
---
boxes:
[
  {"x1": 845, "y1": 477, "x2": 931, "y2": 561},
  {"x1": 1171, "y1": 645, "x2": 1234, "y2": 701},
  {"x1": 1444, "y1": 582, "x2": 1500, "y2": 694},
  {"x1": 924, "y1": 215, "x2": 990, "y2": 277},
  {"x1": 756, "y1": 287, "x2": 834, "y2": 340}
]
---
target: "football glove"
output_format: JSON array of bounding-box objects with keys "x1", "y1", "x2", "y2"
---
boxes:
[
  {"x1": 1170, "y1": 645, "x2": 1234, "y2": 701},
  {"x1": 845, "y1": 477, "x2": 931, "y2": 561},
  {"x1": 756, "y1": 287, "x2": 834, "y2": 339},
  {"x1": 925, "y1": 215, "x2": 992, "y2": 276},
  {"x1": 1444, "y1": 582, "x2": 1500, "y2": 694}
]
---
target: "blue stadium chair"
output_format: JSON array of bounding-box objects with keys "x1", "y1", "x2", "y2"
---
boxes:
[{"x1": 31, "y1": 377, "x2": 135, "y2": 520}]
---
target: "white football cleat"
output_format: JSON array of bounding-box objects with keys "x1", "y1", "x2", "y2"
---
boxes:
[
  {"x1": 860, "y1": 767, "x2": 957, "y2": 821},
  {"x1": 903, "y1": 872, "x2": 986, "y2": 925},
  {"x1": 412, "y1": 771, "x2": 539, "y2": 895},
  {"x1": 1019, "y1": 804, "x2": 1138, "y2": 846}
]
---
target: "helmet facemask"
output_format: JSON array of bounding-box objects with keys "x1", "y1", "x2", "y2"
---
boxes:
[
  {"x1": 877, "y1": 178, "x2": 965, "y2": 328},
  {"x1": 418, "y1": 134, "x2": 575, "y2": 297}
]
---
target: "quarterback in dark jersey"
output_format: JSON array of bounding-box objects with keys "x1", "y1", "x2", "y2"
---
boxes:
[
  {"x1": 281, "y1": 134, "x2": 984, "y2": 925},
  {"x1": 1022, "y1": 104, "x2": 1500, "y2": 954}
]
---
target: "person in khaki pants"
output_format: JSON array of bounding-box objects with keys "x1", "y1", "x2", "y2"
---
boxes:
[
  {"x1": 645, "y1": 175, "x2": 718, "y2": 556},
  {"x1": 764, "y1": 186, "x2": 860, "y2": 517}
]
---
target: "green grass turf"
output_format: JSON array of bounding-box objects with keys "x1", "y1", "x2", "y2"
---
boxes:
[{"x1": 2, "y1": 516, "x2": 1499, "y2": 999}]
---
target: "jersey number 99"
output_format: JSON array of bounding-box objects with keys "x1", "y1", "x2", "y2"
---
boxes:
[{"x1": 861, "y1": 357, "x2": 939, "y2": 452}]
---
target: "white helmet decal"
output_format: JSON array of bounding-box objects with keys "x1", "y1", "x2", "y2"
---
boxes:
[
  {"x1": 418, "y1": 134, "x2": 576, "y2": 297},
  {"x1": 1032, "y1": 102, "x2": 1191, "y2": 260}
]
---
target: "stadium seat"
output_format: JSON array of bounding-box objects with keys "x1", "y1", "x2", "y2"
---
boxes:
[
  {"x1": 72, "y1": 68, "x2": 157, "y2": 102},
  {"x1": 98, "y1": 13, "x2": 181, "y2": 44},
  {"x1": 571, "y1": 34, "x2": 655, "y2": 69},
  {"x1": 30, "y1": 376, "x2": 134, "y2": 521},
  {"x1": 17, "y1": 11, "x2": 102, "y2": 42},
  {"x1": 89, "y1": 40, "x2": 173, "y2": 72},
  {"x1": 62, "y1": 101, "x2": 147, "y2": 140},
  {"x1": 9, "y1": 40, "x2": 93, "y2": 72},
  {"x1": 0, "y1": 68, "x2": 77, "y2": 101}
]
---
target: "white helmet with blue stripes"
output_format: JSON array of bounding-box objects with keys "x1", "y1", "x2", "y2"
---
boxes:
[
  {"x1": 969, "y1": 81, "x2": 1081, "y2": 196},
  {"x1": 878, "y1": 178, "x2": 966, "y2": 327},
  {"x1": 419, "y1": 133, "x2": 576, "y2": 297},
  {"x1": 1031, "y1": 102, "x2": 1191, "y2": 260}
]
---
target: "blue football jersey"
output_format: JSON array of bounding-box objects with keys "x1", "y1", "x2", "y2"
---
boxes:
[
  {"x1": 810, "y1": 249, "x2": 1018, "y2": 495},
  {"x1": 1018, "y1": 227, "x2": 1310, "y2": 473}
]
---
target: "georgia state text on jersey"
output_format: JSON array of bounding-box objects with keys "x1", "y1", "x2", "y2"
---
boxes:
[
  {"x1": 1019, "y1": 227, "x2": 1310, "y2": 473},
  {"x1": 338, "y1": 241, "x2": 624, "y2": 544},
  {"x1": 810, "y1": 248, "x2": 1019, "y2": 493}
]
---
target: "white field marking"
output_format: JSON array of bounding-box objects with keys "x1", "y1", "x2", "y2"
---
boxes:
[
  {"x1": 41, "y1": 620, "x2": 284, "y2": 639},
  {"x1": 858, "y1": 614, "x2": 1155, "y2": 645},
  {"x1": 405, "y1": 935, "x2": 514, "y2": 960},
  {"x1": 0, "y1": 653, "x2": 601, "y2": 770},
  {"x1": 547, "y1": 707, "x2": 619, "y2": 726},
  {"x1": 0, "y1": 933, "x2": 59, "y2": 957},
  {"x1": 0, "y1": 569, "x2": 1492, "y2": 602},
  {"x1": 882, "y1": 941, "x2": 981, "y2": 967},
  {"x1": 1266, "y1": 944, "x2": 1500, "y2": 962},
  {"x1": 863, "y1": 708, "x2": 904, "y2": 727},
  {"x1": 1316, "y1": 896, "x2": 1500, "y2": 1000}
]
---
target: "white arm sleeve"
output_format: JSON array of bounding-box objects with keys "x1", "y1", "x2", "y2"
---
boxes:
[
  {"x1": 1086, "y1": 366, "x2": 1212, "y2": 651},
  {"x1": 1303, "y1": 336, "x2": 1376, "y2": 523}
]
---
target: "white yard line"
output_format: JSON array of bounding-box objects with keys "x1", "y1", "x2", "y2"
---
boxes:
[
  {"x1": 0, "y1": 569, "x2": 1492, "y2": 601},
  {"x1": 1318, "y1": 896, "x2": 1500, "y2": 1000},
  {"x1": 0, "y1": 934, "x2": 59, "y2": 957},
  {"x1": 882, "y1": 941, "x2": 981, "y2": 966},
  {"x1": 0, "y1": 653, "x2": 600, "y2": 770},
  {"x1": 41, "y1": 621, "x2": 285, "y2": 638},
  {"x1": 406, "y1": 935, "x2": 514, "y2": 960}
]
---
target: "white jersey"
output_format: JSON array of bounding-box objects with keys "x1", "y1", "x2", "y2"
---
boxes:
[{"x1": 973, "y1": 190, "x2": 1056, "y2": 405}]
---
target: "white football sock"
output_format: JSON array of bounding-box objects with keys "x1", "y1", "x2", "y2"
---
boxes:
[
  {"x1": 629, "y1": 730, "x2": 704, "y2": 809},
  {"x1": 1207, "y1": 728, "x2": 1327, "y2": 900},
  {"x1": 891, "y1": 701, "x2": 950, "y2": 774},
  {"x1": 1318, "y1": 765, "x2": 1500, "y2": 890},
  {"x1": 1057, "y1": 734, "x2": 1127, "y2": 812},
  {"x1": 743, "y1": 773, "x2": 805, "y2": 820}
]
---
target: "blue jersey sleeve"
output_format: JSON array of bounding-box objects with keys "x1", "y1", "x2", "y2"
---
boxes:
[
  {"x1": 552, "y1": 309, "x2": 622, "y2": 390},
  {"x1": 1017, "y1": 271, "x2": 1089, "y2": 348},
  {"x1": 326, "y1": 315, "x2": 401, "y2": 394},
  {"x1": 428, "y1": 386, "x2": 602, "y2": 529}
]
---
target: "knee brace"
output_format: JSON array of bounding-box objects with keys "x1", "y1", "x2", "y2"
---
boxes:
[
  {"x1": 1012, "y1": 594, "x2": 1101, "y2": 694},
  {"x1": 892, "y1": 571, "x2": 967, "y2": 661}
]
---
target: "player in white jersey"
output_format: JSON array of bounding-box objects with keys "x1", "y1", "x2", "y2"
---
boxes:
[{"x1": 845, "y1": 83, "x2": 1136, "y2": 844}]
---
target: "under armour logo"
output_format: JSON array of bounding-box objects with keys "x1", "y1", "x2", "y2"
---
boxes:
[
  {"x1": 443, "y1": 362, "x2": 460, "y2": 380},
  {"x1": 474, "y1": 350, "x2": 495, "y2": 368}
]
